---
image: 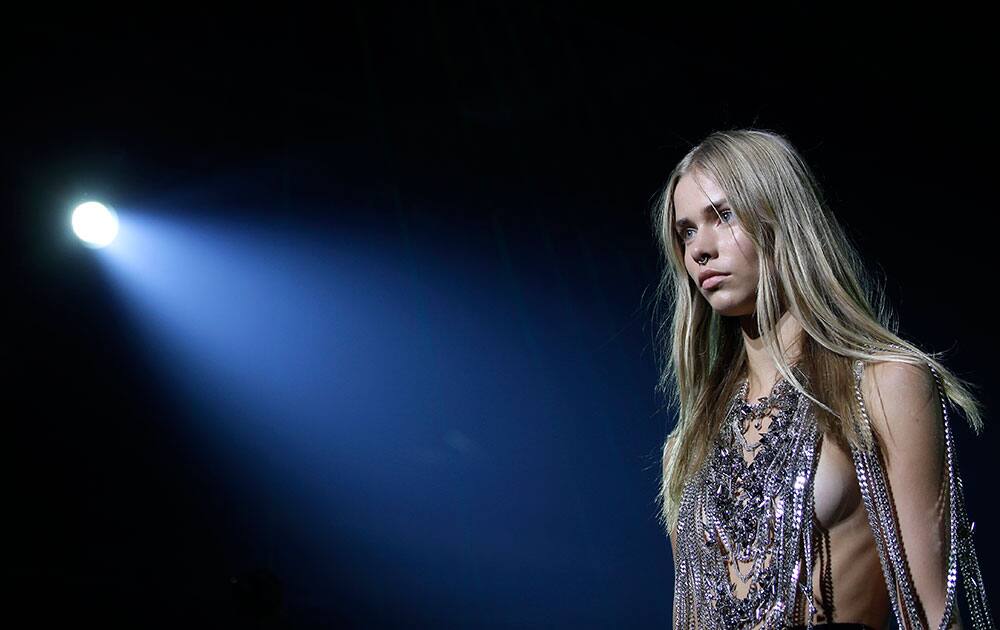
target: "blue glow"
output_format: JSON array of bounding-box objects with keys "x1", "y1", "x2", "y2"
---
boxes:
[{"x1": 94, "y1": 207, "x2": 661, "y2": 625}]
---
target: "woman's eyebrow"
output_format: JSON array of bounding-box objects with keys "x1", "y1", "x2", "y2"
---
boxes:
[{"x1": 675, "y1": 198, "x2": 728, "y2": 229}]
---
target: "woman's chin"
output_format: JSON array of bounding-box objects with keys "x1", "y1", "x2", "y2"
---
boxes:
[{"x1": 706, "y1": 295, "x2": 754, "y2": 317}]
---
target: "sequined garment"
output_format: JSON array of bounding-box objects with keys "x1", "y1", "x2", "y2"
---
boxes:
[
  {"x1": 671, "y1": 351, "x2": 995, "y2": 629},
  {"x1": 673, "y1": 369, "x2": 821, "y2": 629}
]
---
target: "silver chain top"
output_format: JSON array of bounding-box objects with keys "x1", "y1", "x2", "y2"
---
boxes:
[
  {"x1": 673, "y1": 368, "x2": 820, "y2": 628},
  {"x1": 671, "y1": 351, "x2": 995, "y2": 629}
]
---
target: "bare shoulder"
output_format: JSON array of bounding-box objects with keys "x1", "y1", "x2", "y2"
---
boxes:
[
  {"x1": 862, "y1": 358, "x2": 937, "y2": 406},
  {"x1": 860, "y1": 359, "x2": 944, "y2": 467}
]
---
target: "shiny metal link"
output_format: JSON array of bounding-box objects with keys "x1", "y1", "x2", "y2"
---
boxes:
[
  {"x1": 673, "y1": 370, "x2": 820, "y2": 628},
  {"x1": 849, "y1": 343, "x2": 994, "y2": 629},
  {"x1": 670, "y1": 346, "x2": 994, "y2": 629}
]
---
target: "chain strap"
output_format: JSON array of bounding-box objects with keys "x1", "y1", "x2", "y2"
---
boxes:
[{"x1": 851, "y1": 344, "x2": 994, "y2": 629}]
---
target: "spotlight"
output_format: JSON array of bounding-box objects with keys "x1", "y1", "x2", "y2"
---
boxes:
[{"x1": 72, "y1": 201, "x2": 119, "y2": 248}]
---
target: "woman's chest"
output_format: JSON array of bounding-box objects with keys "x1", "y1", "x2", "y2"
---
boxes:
[
  {"x1": 812, "y1": 432, "x2": 863, "y2": 530},
  {"x1": 722, "y1": 416, "x2": 863, "y2": 533}
]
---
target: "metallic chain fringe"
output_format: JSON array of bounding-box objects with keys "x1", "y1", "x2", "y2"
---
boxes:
[
  {"x1": 850, "y1": 344, "x2": 994, "y2": 629},
  {"x1": 670, "y1": 346, "x2": 994, "y2": 628}
]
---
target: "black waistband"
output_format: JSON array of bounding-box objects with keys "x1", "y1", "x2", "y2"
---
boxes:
[{"x1": 787, "y1": 625, "x2": 875, "y2": 630}]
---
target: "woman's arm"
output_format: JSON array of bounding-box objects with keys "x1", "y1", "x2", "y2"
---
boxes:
[{"x1": 862, "y1": 360, "x2": 962, "y2": 629}]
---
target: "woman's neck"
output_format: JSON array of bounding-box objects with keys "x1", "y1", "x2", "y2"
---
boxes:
[{"x1": 739, "y1": 309, "x2": 805, "y2": 394}]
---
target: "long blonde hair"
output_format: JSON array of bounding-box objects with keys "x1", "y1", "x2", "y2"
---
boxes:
[{"x1": 648, "y1": 127, "x2": 984, "y2": 535}]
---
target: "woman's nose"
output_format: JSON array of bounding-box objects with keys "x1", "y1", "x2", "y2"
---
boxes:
[{"x1": 689, "y1": 232, "x2": 716, "y2": 264}]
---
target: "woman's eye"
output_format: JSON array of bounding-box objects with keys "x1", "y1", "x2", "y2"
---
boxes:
[{"x1": 678, "y1": 211, "x2": 733, "y2": 242}]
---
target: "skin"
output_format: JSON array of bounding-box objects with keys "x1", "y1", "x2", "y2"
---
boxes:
[
  {"x1": 671, "y1": 168, "x2": 804, "y2": 393},
  {"x1": 666, "y1": 169, "x2": 954, "y2": 628}
]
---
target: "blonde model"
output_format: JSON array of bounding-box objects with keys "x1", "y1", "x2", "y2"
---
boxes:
[{"x1": 649, "y1": 129, "x2": 993, "y2": 629}]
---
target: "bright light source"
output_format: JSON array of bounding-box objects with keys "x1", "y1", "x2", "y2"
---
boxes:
[{"x1": 72, "y1": 201, "x2": 119, "y2": 248}]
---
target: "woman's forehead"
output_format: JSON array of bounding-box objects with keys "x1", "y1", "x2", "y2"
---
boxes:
[{"x1": 674, "y1": 170, "x2": 726, "y2": 215}]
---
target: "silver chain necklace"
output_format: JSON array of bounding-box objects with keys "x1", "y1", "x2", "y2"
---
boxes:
[
  {"x1": 673, "y1": 371, "x2": 821, "y2": 628},
  {"x1": 731, "y1": 374, "x2": 793, "y2": 453}
]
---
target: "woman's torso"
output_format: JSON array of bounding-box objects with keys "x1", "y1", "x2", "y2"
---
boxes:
[
  {"x1": 675, "y1": 384, "x2": 890, "y2": 628},
  {"x1": 799, "y1": 425, "x2": 889, "y2": 628},
  {"x1": 738, "y1": 396, "x2": 889, "y2": 629}
]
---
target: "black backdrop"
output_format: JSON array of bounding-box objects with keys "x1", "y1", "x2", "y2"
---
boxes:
[{"x1": 6, "y1": 4, "x2": 997, "y2": 628}]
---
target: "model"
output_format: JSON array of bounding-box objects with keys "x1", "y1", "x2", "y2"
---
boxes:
[{"x1": 649, "y1": 128, "x2": 993, "y2": 629}]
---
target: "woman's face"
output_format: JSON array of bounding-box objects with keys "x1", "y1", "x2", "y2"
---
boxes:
[{"x1": 672, "y1": 170, "x2": 759, "y2": 317}]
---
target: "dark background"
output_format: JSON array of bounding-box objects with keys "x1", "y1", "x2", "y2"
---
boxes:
[{"x1": 6, "y1": 3, "x2": 997, "y2": 628}]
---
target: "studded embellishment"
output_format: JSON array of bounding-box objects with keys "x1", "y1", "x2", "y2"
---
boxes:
[
  {"x1": 673, "y1": 370, "x2": 821, "y2": 628},
  {"x1": 670, "y1": 349, "x2": 995, "y2": 629}
]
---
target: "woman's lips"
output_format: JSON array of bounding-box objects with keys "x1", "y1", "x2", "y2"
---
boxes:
[{"x1": 702, "y1": 274, "x2": 727, "y2": 289}]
